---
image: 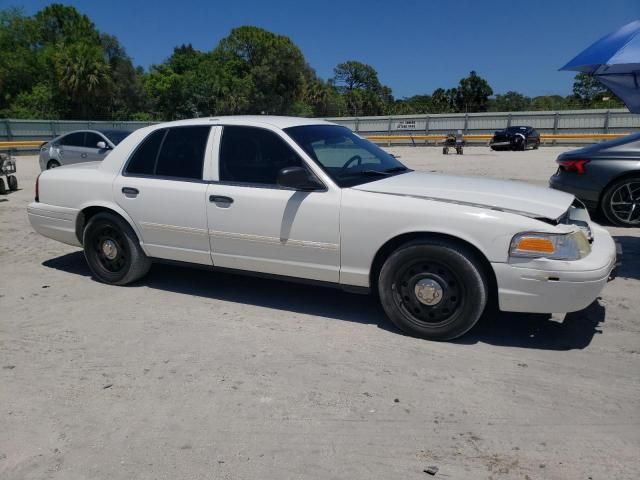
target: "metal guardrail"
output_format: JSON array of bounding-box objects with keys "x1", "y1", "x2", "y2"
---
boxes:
[
  {"x1": 1, "y1": 133, "x2": 629, "y2": 153},
  {"x1": 1, "y1": 109, "x2": 638, "y2": 152}
]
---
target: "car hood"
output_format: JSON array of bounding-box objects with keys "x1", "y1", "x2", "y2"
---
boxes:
[{"x1": 352, "y1": 171, "x2": 574, "y2": 220}]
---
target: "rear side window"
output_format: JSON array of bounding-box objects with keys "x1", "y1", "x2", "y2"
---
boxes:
[
  {"x1": 156, "y1": 126, "x2": 210, "y2": 179},
  {"x1": 60, "y1": 132, "x2": 85, "y2": 147},
  {"x1": 124, "y1": 126, "x2": 210, "y2": 179},
  {"x1": 125, "y1": 129, "x2": 165, "y2": 176}
]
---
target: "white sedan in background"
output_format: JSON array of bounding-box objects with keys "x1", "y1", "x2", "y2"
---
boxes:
[{"x1": 28, "y1": 116, "x2": 617, "y2": 341}]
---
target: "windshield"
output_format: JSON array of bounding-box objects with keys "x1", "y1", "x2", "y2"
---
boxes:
[
  {"x1": 101, "y1": 130, "x2": 131, "y2": 145},
  {"x1": 284, "y1": 125, "x2": 409, "y2": 187}
]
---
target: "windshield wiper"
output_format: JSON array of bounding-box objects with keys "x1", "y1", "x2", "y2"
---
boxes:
[
  {"x1": 354, "y1": 169, "x2": 392, "y2": 176},
  {"x1": 342, "y1": 167, "x2": 409, "y2": 178}
]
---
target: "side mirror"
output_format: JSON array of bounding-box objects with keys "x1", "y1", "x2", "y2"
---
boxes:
[
  {"x1": 277, "y1": 166, "x2": 323, "y2": 191},
  {"x1": 96, "y1": 141, "x2": 108, "y2": 149}
]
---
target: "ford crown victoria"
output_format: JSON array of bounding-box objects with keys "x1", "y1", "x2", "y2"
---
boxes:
[{"x1": 28, "y1": 116, "x2": 617, "y2": 340}]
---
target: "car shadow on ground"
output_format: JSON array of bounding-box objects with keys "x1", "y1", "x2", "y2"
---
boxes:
[
  {"x1": 44, "y1": 251, "x2": 605, "y2": 351},
  {"x1": 613, "y1": 235, "x2": 640, "y2": 281}
]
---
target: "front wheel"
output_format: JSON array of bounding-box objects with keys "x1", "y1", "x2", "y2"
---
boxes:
[
  {"x1": 83, "y1": 212, "x2": 151, "y2": 285},
  {"x1": 7, "y1": 175, "x2": 18, "y2": 191},
  {"x1": 378, "y1": 240, "x2": 488, "y2": 341}
]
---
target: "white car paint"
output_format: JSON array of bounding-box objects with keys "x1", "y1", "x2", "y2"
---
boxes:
[{"x1": 28, "y1": 116, "x2": 617, "y2": 314}]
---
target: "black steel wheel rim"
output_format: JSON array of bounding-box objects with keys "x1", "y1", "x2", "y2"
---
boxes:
[
  {"x1": 92, "y1": 225, "x2": 128, "y2": 273},
  {"x1": 391, "y1": 259, "x2": 464, "y2": 327},
  {"x1": 610, "y1": 181, "x2": 640, "y2": 225}
]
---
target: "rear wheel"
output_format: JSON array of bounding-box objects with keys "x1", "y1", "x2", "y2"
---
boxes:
[
  {"x1": 47, "y1": 160, "x2": 60, "y2": 169},
  {"x1": 83, "y1": 212, "x2": 151, "y2": 285},
  {"x1": 601, "y1": 176, "x2": 640, "y2": 227},
  {"x1": 0, "y1": 179, "x2": 6, "y2": 195},
  {"x1": 378, "y1": 240, "x2": 488, "y2": 341},
  {"x1": 7, "y1": 175, "x2": 17, "y2": 191}
]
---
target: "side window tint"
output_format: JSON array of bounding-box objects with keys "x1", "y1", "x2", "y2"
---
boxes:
[
  {"x1": 85, "y1": 132, "x2": 103, "y2": 149},
  {"x1": 125, "y1": 129, "x2": 165, "y2": 176},
  {"x1": 61, "y1": 132, "x2": 85, "y2": 147},
  {"x1": 219, "y1": 126, "x2": 303, "y2": 185},
  {"x1": 155, "y1": 126, "x2": 210, "y2": 180}
]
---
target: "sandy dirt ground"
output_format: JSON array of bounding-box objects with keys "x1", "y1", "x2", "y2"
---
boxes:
[{"x1": 1, "y1": 147, "x2": 639, "y2": 480}]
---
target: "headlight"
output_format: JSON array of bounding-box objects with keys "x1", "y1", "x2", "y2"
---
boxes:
[{"x1": 510, "y1": 231, "x2": 591, "y2": 260}]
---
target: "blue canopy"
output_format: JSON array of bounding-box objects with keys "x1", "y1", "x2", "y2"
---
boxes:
[{"x1": 561, "y1": 20, "x2": 640, "y2": 113}]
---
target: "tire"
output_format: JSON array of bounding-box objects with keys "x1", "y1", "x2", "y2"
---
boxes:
[
  {"x1": 378, "y1": 240, "x2": 488, "y2": 341},
  {"x1": 442, "y1": 147, "x2": 448, "y2": 155},
  {"x1": 511, "y1": 135, "x2": 525, "y2": 151},
  {"x1": 600, "y1": 176, "x2": 640, "y2": 227},
  {"x1": 0, "y1": 179, "x2": 6, "y2": 195},
  {"x1": 7, "y1": 175, "x2": 17, "y2": 191},
  {"x1": 47, "y1": 160, "x2": 60, "y2": 169},
  {"x1": 83, "y1": 212, "x2": 151, "y2": 285}
]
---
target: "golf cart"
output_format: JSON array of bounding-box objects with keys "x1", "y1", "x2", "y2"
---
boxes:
[{"x1": 0, "y1": 152, "x2": 18, "y2": 194}]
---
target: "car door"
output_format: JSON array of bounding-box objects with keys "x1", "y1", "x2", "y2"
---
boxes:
[
  {"x1": 113, "y1": 125, "x2": 213, "y2": 265},
  {"x1": 206, "y1": 125, "x2": 341, "y2": 283},
  {"x1": 58, "y1": 131, "x2": 86, "y2": 165},
  {"x1": 84, "y1": 132, "x2": 111, "y2": 162}
]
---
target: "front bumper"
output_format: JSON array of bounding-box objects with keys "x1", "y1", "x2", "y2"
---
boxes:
[{"x1": 493, "y1": 222, "x2": 617, "y2": 313}]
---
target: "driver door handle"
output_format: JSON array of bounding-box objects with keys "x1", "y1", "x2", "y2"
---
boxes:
[
  {"x1": 81, "y1": 153, "x2": 88, "y2": 158},
  {"x1": 209, "y1": 195, "x2": 234, "y2": 204}
]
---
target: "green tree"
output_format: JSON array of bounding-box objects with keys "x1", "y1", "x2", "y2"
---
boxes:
[
  {"x1": 454, "y1": 71, "x2": 493, "y2": 112},
  {"x1": 331, "y1": 60, "x2": 393, "y2": 116},
  {"x1": 530, "y1": 95, "x2": 567, "y2": 111},
  {"x1": 488, "y1": 91, "x2": 531, "y2": 112},
  {"x1": 55, "y1": 42, "x2": 110, "y2": 118},
  {"x1": 0, "y1": 8, "x2": 41, "y2": 113},
  {"x1": 430, "y1": 88, "x2": 456, "y2": 113},
  {"x1": 212, "y1": 26, "x2": 309, "y2": 114},
  {"x1": 572, "y1": 72, "x2": 606, "y2": 104},
  {"x1": 100, "y1": 33, "x2": 146, "y2": 119}
]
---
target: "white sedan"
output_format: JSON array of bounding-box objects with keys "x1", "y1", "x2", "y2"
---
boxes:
[{"x1": 27, "y1": 116, "x2": 617, "y2": 341}]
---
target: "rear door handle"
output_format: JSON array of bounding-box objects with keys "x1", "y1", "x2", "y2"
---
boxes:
[
  {"x1": 209, "y1": 195, "x2": 233, "y2": 204},
  {"x1": 81, "y1": 153, "x2": 87, "y2": 158},
  {"x1": 122, "y1": 187, "x2": 139, "y2": 196}
]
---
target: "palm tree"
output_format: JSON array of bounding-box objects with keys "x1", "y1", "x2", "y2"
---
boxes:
[{"x1": 56, "y1": 42, "x2": 110, "y2": 118}]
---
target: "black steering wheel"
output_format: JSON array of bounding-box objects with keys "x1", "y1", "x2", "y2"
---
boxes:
[{"x1": 341, "y1": 155, "x2": 362, "y2": 171}]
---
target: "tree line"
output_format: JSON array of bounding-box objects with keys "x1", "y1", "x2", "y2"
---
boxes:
[{"x1": 0, "y1": 4, "x2": 623, "y2": 121}]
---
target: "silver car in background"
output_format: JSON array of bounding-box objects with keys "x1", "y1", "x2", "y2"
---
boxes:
[{"x1": 38, "y1": 129, "x2": 132, "y2": 170}]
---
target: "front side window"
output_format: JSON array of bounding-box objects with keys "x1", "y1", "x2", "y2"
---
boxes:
[
  {"x1": 60, "y1": 132, "x2": 85, "y2": 147},
  {"x1": 84, "y1": 132, "x2": 103, "y2": 149},
  {"x1": 124, "y1": 126, "x2": 210, "y2": 180},
  {"x1": 285, "y1": 125, "x2": 409, "y2": 187},
  {"x1": 219, "y1": 126, "x2": 304, "y2": 185}
]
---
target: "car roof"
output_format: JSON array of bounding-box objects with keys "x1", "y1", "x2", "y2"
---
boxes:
[
  {"x1": 156, "y1": 115, "x2": 337, "y2": 130},
  {"x1": 57, "y1": 129, "x2": 128, "y2": 136}
]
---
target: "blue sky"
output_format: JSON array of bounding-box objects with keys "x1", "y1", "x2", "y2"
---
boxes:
[{"x1": 7, "y1": 0, "x2": 640, "y2": 98}]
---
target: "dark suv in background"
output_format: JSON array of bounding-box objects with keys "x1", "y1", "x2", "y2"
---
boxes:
[{"x1": 490, "y1": 126, "x2": 541, "y2": 151}]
